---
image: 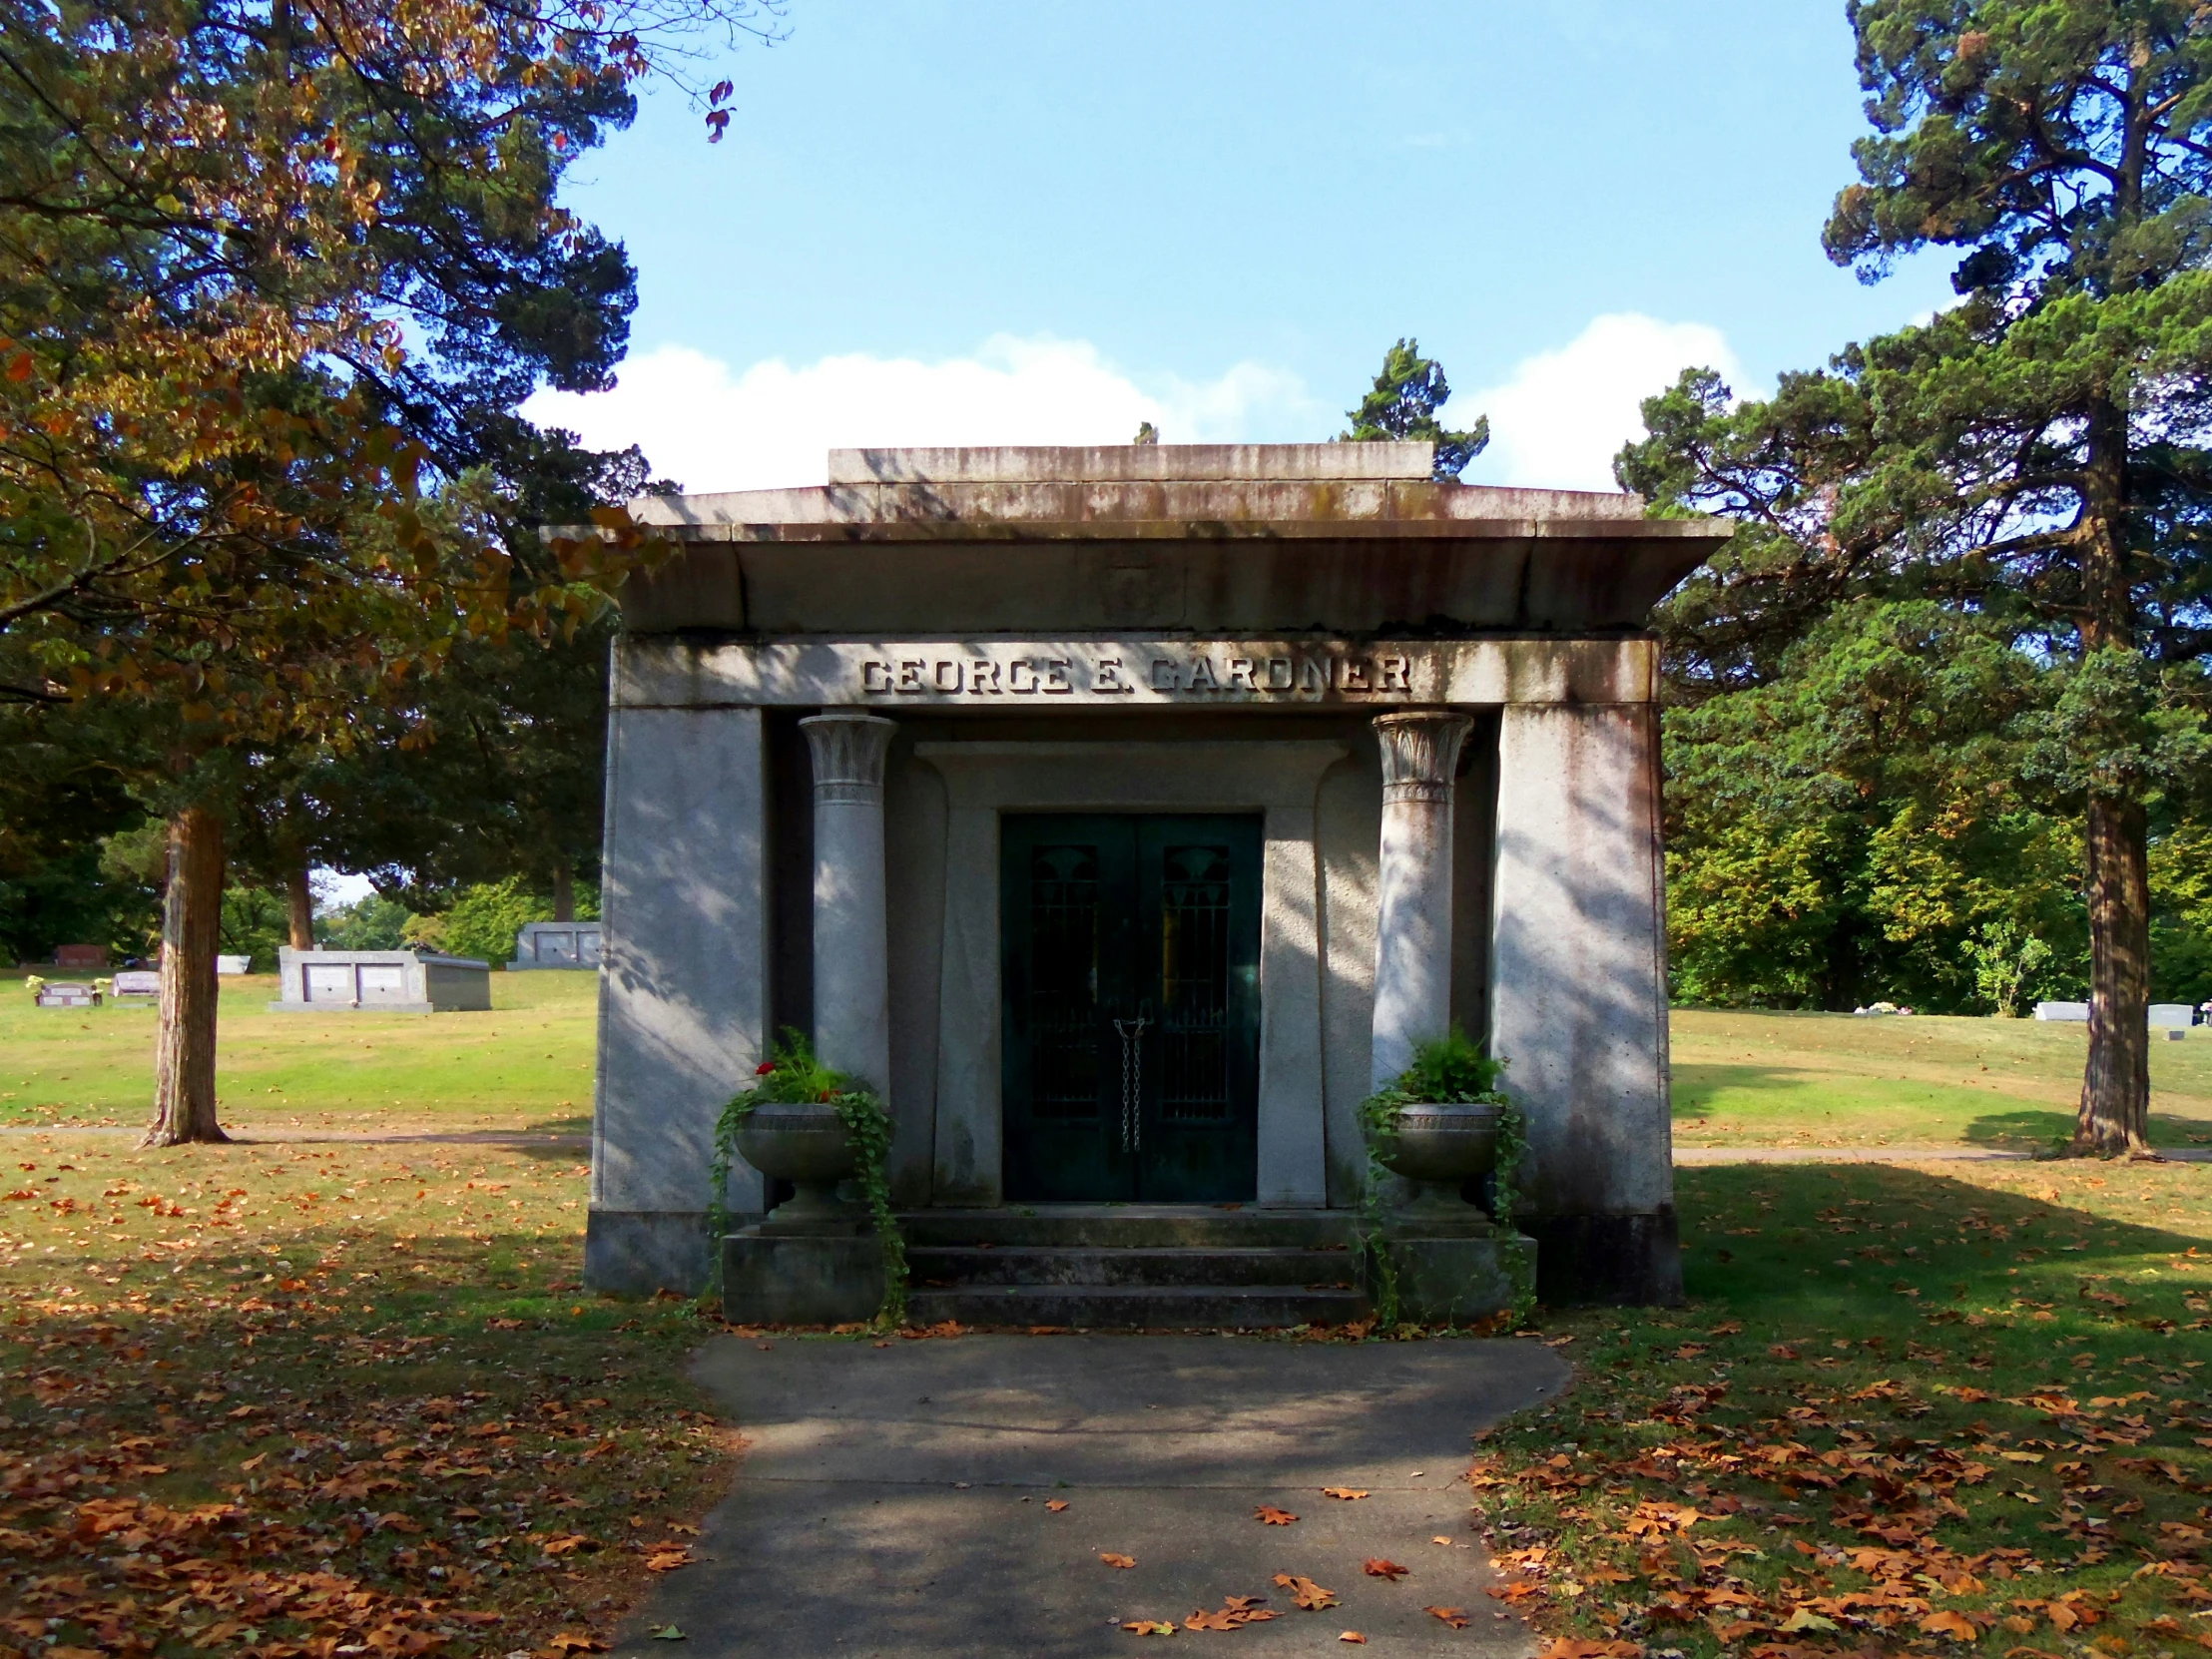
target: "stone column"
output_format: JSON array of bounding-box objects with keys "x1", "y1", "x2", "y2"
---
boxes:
[
  {"x1": 801, "y1": 713, "x2": 897, "y2": 1095},
  {"x1": 1370, "y1": 711, "x2": 1475, "y2": 1089}
]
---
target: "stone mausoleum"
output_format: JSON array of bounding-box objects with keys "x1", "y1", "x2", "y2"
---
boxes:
[{"x1": 584, "y1": 443, "x2": 1729, "y2": 1320}]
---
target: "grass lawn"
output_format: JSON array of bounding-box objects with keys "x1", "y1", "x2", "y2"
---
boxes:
[
  {"x1": 1673, "y1": 1009, "x2": 2212, "y2": 1152},
  {"x1": 0, "y1": 1130, "x2": 736, "y2": 1659},
  {"x1": 1477, "y1": 1155, "x2": 2212, "y2": 1659},
  {"x1": 0, "y1": 971, "x2": 597, "y2": 1133}
]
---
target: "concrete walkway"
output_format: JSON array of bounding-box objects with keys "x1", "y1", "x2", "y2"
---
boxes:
[{"x1": 623, "y1": 1334, "x2": 1567, "y2": 1658}]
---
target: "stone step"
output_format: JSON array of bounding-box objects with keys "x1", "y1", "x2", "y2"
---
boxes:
[
  {"x1": 904, "y1": 1283, "x2": 1372, "y2": 1331},
  {"x1": 907, "y1": 1244, "x2": 1360, "y2": 1290},
  {"x1": 898, "y1": 1206, "x2": 1358, "y2": 1250}
]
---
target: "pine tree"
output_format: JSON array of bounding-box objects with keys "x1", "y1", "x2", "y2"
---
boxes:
[{"x1": 1342, "y1": 338, "x2": 1489, "y2": 481}]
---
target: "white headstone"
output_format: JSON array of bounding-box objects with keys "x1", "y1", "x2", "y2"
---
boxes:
[
  {"x1": 216, "y1": 954, "x2": 251, "y2": 975},
  {"x1": 2033, "y1": 1001, "x2": 2090, "y2": 1021},
  {"x1": 2150, "y1": 1003, "x2": 2195, "y2": 1028},
  {"x1": 111, "y1": 970, "x2": 160, "y2": 998},
  {"x1": 35, "y1": 981, "x2": 99, "y2": 1007}
]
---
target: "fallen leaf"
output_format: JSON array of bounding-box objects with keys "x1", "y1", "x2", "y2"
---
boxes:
[
  {"x1": 1046, "y1": 1499, "x2": 1069, "y2": 1512},
  {"x1": 1339, "y1": 1635, "x2": 1366, "y2": 1646},
  {"x1": 1322, "y1": 1486, "x2": 1369, "y2": 1500},
  {"x1": 1431, "y1": 1535, "x2": 1453, "y2": 1545},
  {"x1": 1780, "y1": 1607, "x2": 1839, "y2": 1633},
  {"x1": 1122, "y1": 1620, "x2": 1177, "y2": 1636},
  {"x1": 1922, "y1": 1611, "x2": 1980, "y2": 1641},
  {"x1": 647, "y1": 1627, "x2": 684, "y2": 1642},
  {"x1": 545, "y1": 1636, "x2": 606, "y2": 1656},
  {"x1": 1255, "y1": 1505, "x2": 1300, "y2": 1525},
  {"x1": 1273, "y1": 1573, "x2": 1340, "y2": 1611},
  {"x1": 1101, "y1": 1552, "x2": 1137, "y2": 1568},
  {"x1": 1363, "y1": 1558, "x2": 1408, "y2": 1581},
  {"x1": 1424, "y1": 1606, "x2": 1470, "y2": 1629}
]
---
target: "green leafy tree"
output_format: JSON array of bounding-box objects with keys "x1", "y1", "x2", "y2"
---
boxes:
[
  {"x1": 1663, "y1": 600, "x2": 2085, "y2": 1013},
  {"x1": 0, "y1": 0, "x2": 768, "y2": 1142},
  {"x1": 1341, "y1": 338, "x2": 1489, "y2": 481},
  {"x1": 1629, "y1": 4, "x2": 2212, "y2": 1152}
]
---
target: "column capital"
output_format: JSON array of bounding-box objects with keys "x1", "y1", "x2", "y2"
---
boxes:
[
  {"x1": 1373, "y1": 710, "x2": 1474, "y2": 806},
  {"x1": 801, "y1": 712, "x2": 896, "y2": 804}
]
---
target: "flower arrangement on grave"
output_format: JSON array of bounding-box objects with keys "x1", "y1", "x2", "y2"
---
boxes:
[
  {"x1": 709, "y1": 1030, "x2": 906, "y2": 1329},
  {"x1": 1356, "y1": 1029, "x2": 1531, "y2": 1330}
]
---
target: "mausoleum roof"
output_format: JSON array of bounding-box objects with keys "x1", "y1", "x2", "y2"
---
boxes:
[{"x1": 615, "y1": 444, "x2": 1732, "y2": 637}]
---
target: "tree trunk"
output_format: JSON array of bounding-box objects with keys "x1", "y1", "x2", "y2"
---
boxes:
[
  {"x1": 145, "y1": 806, "x2": 230, "y2": 1147},
  {"x1": 282, "y1": 855, "x2": 314, "y2": 951},
  {"x1": 2073, "y1": 385, "x2": 2151, "y2": 1156},
  {"x1": 552, "y1": 852, "x2": 574, "y2": 923},
  {"x1": 2076, "y1": 793, "x2": 2153, "y2": 1154}
]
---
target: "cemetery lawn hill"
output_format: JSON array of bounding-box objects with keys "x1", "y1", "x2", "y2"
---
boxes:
[
  {"x1": 0, "y1": 970, "x2": 596, "y2": 1131},
  {"x1": 1672, "y1": 1010, "x2": 2212, "y2": 1152}
]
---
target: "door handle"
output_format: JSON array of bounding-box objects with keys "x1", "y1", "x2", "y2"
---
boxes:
[{"x1": 1112, "y1": 1005, "x2": 1151, "y2": 1153}]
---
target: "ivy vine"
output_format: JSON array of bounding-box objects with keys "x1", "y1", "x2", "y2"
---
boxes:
[
  {"x1": 707, "y1": 1028, "x2": 909, "y2": 1330},
  {"x1": 1354, "y1": 1028, "x2": 1533, "y2": 1332}
]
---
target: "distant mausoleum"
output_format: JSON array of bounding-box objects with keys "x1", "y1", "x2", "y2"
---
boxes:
[
  {"x1": 512, "y1": 921, "x2": 603, "y2": 970},
  {"x1": 584, "y1": 444, "x2": 1730, "y2": 1317}
]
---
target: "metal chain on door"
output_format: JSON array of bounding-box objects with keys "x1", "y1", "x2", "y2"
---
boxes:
[{"x1": 1112, "y1": 1005, "x2": 1151, "y2": 1153}]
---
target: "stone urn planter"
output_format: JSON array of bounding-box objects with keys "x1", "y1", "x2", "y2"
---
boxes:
[
  {"x1": 1377, "y1": 1100, "x2": 1503, "y2": 1218},
  {"x1": 735, "y1": 1100, "x2": 859, "y2": 1225}
]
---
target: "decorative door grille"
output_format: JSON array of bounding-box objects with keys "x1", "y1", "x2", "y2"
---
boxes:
[
  {"x1": 1028, "y1": 843, "x2": 1102, "y2": 1118},
  {"x1": 1158, "y1": 844, "x2": 1233, "y2": 1120}
]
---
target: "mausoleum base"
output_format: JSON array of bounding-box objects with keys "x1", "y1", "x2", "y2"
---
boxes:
[
  {"x1": 723, "y1": 1227, "x2": 885, "y2": 1327},
  {"x1": 1526, "y1": 1210, "x2": 1683, "y2": 1307},
  {"x1": 1377, "y1": 1223, "x2": 1535, "y2": 1329},
  {"x1": 586, "y1": 1208, "x2": 761, "y2": 1299}
]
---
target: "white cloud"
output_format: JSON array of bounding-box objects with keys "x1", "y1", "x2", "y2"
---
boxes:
[
  {"x1": 1459, "y1": 313, "x2": 1744, "y2": 492},
  {"x1": 524, "y1": 334, "x2": 1317, "y2": 495}
]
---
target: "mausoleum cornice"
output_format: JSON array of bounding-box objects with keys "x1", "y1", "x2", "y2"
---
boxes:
[{"x1": 599, "y1": 445, "x2": 1733, "y2": 638}]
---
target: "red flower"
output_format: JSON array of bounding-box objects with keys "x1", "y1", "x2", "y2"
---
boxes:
[
  {"x1": 817, "y1": 1089, "x2": 834, "y2": 1103},
  {"x1": 755, "y1": 1061, "x2": 776, "y2": 1076}
]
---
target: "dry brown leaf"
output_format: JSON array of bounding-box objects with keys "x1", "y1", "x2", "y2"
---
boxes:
[
  {"x1": 1424, "y1": 1607, "x2": 1470, "y2": 1629},
  {"x1": 1363, "y1": 1558, "x2": 1408, "y2": 1581},
  {"x1": 1101, "y1": 1552, "x2": 1137, "y2": 1569},
  {"x1": 1273, "y1": 1572, "x2": 1340, "y2": 1611},
  {"x1": 1254, "y1": 1504, "x2": 1299, "y2": 1525},
  {"x1": 1321, "y1": 1486, "x2": 1369, "y2": 1500},
  {"x1": 1339, "y1": 1634, "x2": 1367, "y2": 1645},
  {"x1": 1122, "y1": 1620, "x2": 1177, "y2": 1637},
  {"x1": 1045, "y1": 1498, "x2": 1069, "y2": 1512}
]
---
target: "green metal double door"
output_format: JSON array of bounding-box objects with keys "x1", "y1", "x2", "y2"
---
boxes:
[{"x1": 1002, "y1": 815, "x2": 1262, "y2": 1203}]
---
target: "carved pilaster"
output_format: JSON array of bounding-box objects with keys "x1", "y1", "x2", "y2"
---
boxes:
[
  {"x1": 801, "y1": 713, "x2": 896, "y2": 804},
  {"x1": 1370, "y1": 709, "x2": 1475, "y2": 1094},
  {"x1": 1374, "y1": 711, "x2": 1473, "y2": 805}
]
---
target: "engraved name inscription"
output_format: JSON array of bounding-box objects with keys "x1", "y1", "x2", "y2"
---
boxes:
[{"x1": 857, "y1": 651, "x2": 1414, "y2": 699}]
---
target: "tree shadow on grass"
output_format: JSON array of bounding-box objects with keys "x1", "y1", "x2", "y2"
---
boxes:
[
  {"x1": 1675, "y1": 1161, "x2": 2206, "y2": 1340},
  {"x1": 1670, "y1": 1062, "x2": 1825, "y2": 1118},
  {"x1": 1965, "y1": 1105, "x2": 2212, "y2": 1150},
  {"x1": 1961, "y1": 1107, "x2": 2072, "y2": 1148}
]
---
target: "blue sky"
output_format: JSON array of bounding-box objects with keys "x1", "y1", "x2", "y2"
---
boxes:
[{"x1": 528, "y1": 1, "x2": 1959, "y2": 493}]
